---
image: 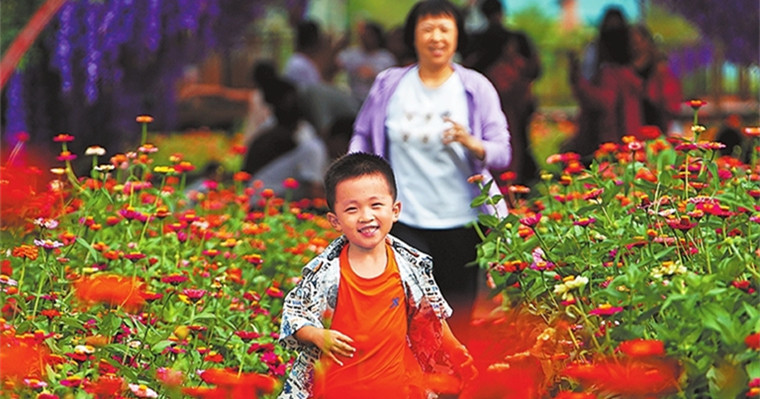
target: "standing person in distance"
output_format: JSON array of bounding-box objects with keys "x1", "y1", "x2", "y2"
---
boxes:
[
  {"x1": 278, "y1": 153, "x2": 477, "y2": 399},
  {"x1": 463, "y1": 0, "x2": 542, "y2": 186},
  {"x1": 349, "y1": 0, "x2": 511, "y2": 342}
]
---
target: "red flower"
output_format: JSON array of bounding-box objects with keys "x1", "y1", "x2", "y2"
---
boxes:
[
  {"x1": 639, "y1": 125, "x2": 662, "y2": 140},
  {"x1": 260, "y1": 188, "x2": 275, "y2": 199},
  {"x1": 161, "y1": 274, "x2": 188, "y2": 285},
  {"x1": 618, "y1": 338, "x2": 665, "y2": 357},
  {"x1": 666, "y1": 216, "x2": 697, "y2": 231},
  {"x1": 84, "y1": 374, "x2": 125, "y2": 398},
  {"x1": 745, "y1": 332, "x2": 760, "y2": 350},
  {"x1": 182, "y1": 288, "x2": 206, "y2": 302},
  {"x1": 53, "y1": 133, "x2": 75, "y2": 142},
  {"x1": 564, "y1": 357, "x2": 679, "y2": 396},
  {"x1": 554, "y1": 392, "x2": 596, "y2": 399},
  {"x1": 282, "y1": 178, "x2": 299, "y2": 190},
  {"x1": 686, "y1": 99, "x2": 706, "y2": 110},
  {"x1": 124, "y1": 252, "x2": 146, "y2": 262}
]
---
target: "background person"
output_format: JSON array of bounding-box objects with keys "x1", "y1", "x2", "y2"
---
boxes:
[
  {"x1": 348, "y1": 0, "x2": 511, "y2": 342},
  {"x1": 463, "y1": 0, "x2": 542, "y2": 186},
  {"x1": 630, "y1": 24, "x2": 682, "y2": 136},
  {"x1": 337, "y1": 20, "x2": 398, "y2": 103},
  {"x1": 563, "y1": 7, "x2": 643, "y2": 161}
]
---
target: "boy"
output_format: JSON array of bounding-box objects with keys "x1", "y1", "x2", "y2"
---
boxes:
[{"x1": 278, "y1": 153, "x2": 476, "y2": 399}]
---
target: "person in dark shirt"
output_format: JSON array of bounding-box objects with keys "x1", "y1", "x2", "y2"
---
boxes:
[{"x1": 463, "y1": 0, "x2": 541, "y2": 186}]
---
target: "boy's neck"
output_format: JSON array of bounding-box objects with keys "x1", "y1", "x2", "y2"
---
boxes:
[{"x1": 347, "y1": 242, "x2": 388, "y2": 279}]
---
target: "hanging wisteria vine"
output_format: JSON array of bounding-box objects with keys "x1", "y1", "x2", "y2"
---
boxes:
[{"x1": 3, "y1": 0, "x2": 310, "y2": 155}]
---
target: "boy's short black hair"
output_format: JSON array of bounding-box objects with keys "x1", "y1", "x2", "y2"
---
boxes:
[
  {"x1": 324, "y1": 153, "x2": 397, "y2": 211},
  {"x1": 403, "y1": 0, "x2": 467, "y2": 56}
]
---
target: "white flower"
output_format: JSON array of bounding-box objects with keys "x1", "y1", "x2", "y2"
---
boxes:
[
  {"x1": 85, "y1": 146, "x2": 106, "y2": 156},
  {"x1": 94, "y1": 164, "x2": 115, "y2": 172},
  {"x1": 74, "y1": 344, "x2": 95, "y2": 354}
]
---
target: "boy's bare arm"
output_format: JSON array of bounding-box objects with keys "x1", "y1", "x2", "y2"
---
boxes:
[
  {"x1": 294, "y1": 325, "x2": 356, "y2": 366},
  {"x1": 440, "y1": 321, "x2": 478, "y2": 383}
]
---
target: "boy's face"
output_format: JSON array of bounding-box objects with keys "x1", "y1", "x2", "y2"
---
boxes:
[{"x1": 327, "y1": 173, "x2": 400, "y2": 253}]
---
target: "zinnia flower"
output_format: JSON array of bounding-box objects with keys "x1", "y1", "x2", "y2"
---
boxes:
[
  {"x1": 745, "y1": 332, "x2": 760, "y2": 350},
  {"x1": 519, "y1": 213, "x2": 542, "y2": 228},
  {"x1": 618, "y1": 338, "x2": 665, "y2": 357},
  {"x1": 73, "y1": 274, "x2": 147, "y2": 312}
]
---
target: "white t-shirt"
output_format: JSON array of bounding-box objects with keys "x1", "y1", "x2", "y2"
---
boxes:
[{"x1": 386, "y1": 66, "x2": 478, "y2": 229}]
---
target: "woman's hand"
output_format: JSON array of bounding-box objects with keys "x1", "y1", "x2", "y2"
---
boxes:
[
  {"x1": 442, "y1": 116, "x2": 485, "y2": 160},
  {"x1": 295, "y1": 326, "x2": 356, "y2": 366}
]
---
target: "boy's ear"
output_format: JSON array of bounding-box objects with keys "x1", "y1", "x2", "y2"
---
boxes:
[
  {"x1": 326, "y1": 212, "x2": 342, "y2": 231},
  {"x1": 392, "y1": 200, "x2": 401, "y2": 222}
]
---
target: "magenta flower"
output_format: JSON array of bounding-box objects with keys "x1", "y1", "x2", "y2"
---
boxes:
[
  {"x1": 573, "y1": 217, "x2": 596, "y2": 227},
  {"x1": 182, "y1": 289, "x2": 206, "y2": 302},
  {"x1": 520, "y1": 213, "x2": 542, "y2": 228},
  {"x1": 589, "y1": 304, "x2": 624, "y2": 316},
  {"x1": 666, "y1": 216, "x2": 697, "y2": 231}
]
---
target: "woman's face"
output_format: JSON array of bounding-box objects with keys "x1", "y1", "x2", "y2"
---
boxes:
[{"x1": 414, "y1": 13, "x2": 458, "y2": 69}]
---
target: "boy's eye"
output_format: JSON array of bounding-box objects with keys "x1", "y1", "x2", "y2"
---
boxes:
[{"x1": 344, "y1": 207, "x2": 357, "y2": 213}]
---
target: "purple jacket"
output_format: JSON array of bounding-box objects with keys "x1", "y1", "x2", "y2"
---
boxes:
[{"x1": 349, "y1": 63, "x2": 511, "y2": 215}]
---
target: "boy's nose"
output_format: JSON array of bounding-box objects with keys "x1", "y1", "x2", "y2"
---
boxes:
[{"x1": 359, "y1": 210, "x2": 374, "y2": 223}]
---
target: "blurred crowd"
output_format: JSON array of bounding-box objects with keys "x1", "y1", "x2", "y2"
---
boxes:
[{"x1": 203, "y1": 1, "x2": 726, "y2": 204}]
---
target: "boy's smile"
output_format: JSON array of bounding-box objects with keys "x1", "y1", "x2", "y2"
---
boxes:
[{"x1": 327, "y1": 173, "x2": 400, "y2": 255}]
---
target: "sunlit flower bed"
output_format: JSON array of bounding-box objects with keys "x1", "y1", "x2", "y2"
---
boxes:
[
  {"x1": 472, "y1": 104, "x2": 760, "y2": 398},
  {"x1": 1, "y1": 117, "x2": 338, "y2": 398},
  {"x1": 2, "y1": 108, "x2": 759, "y2": 398}
]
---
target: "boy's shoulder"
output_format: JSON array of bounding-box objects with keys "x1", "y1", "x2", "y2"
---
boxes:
[
  {"x1": 301, "y1": 236, "x2": 347, "y2": 278},
  {"x1": 387, "y1": 235, "x2": 432, "y2": 272}
]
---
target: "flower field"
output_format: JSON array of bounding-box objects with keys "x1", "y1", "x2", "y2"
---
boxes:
[
  {"x1": 1, "y1": 108, "x2": 759, "y2": 398},
  {"x1": 470, "y1": 105, "x2": 760, "y2": 397},
  {"x1": 1, "y1": 117, "x2": 338, "y2": 398}
]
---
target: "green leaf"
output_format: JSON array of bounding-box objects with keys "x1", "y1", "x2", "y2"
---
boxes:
[{"x1": 151, "y1": 340, "x2": 175, "y2": 353}]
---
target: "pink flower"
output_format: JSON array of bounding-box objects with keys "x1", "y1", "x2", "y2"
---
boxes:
[
  {"x1": 53, "y1": 133, "x2": 75, "y2": 142},
  {"x1": 520, "y1": 213, "x2": 542, "y2": 228},
  {"x1": 589, "y1": 303, "x2": 624, "y2": 316}
]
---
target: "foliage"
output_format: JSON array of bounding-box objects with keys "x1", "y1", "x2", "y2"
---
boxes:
[
  {"x1": 0, "y1": 118, "x2": 337, "y2": 398},
  {"x1": 474, "y1": 105, "x2": 760, "y2": 397}
]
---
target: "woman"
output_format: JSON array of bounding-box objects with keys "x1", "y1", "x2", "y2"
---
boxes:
[
  {"x1": 349, "y1": 0, "x2": 511, "y2": 341},
  {"x1": 630, "y1": 24, "x2": 682, "y2": 135},
  {"x1": 563, "y1": 10, "x2": 643, "y2": 161}
]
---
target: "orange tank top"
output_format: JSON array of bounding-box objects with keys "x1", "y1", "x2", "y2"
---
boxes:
[{"x1": 316, "y1": 243, "x2": 423, "y2": 399}]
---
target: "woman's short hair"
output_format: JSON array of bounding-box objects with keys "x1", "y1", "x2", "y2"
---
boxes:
[{"x1": 403, "y1": 0, "x2": 466, "y2": 56}]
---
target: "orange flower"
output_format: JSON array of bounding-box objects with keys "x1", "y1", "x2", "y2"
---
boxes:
[
  {"x1": 618, "y1": 338, "x2": 665, "y2": 357},
  {"x1": 744, "y1": 127, "x2": 760, "y2": 137},
  {"x1": 686, "y1": 99, "x2": 706, "y2": 110},
  {"x1": 11, "y1": 245, "x2": 39, "y2": 260},
  {"x1": 554, "y1": 392, "x2": 596, "y2": 399},
  {"x1": 135, "y1": 115, "x2": 154, "y2": 123},
  {"x1": 73, "y1": 274, "x2": 147, "y2": 312},
  {"x1": 196, "y1": 368, "x2": 278, "y2": 399},
  {"x1": 0, "y1": 332, "x2": 52, "y2": 382}
]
